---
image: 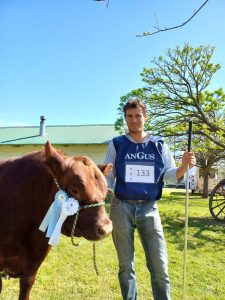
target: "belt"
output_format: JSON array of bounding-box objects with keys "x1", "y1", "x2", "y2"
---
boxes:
[{"x1": 122, "y1": 199, "x2": 146, "y2": 204}]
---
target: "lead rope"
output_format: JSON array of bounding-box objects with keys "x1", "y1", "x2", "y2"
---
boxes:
[
  {"x1": 93, "y1": 242, "x2": 99, "y2": 275},
  {"x1": 70, "y1": 202, "x2": 106, "y2": 275},
  {"x1": 53, "y1": 178, "x2": 105, "y2": 275},
  {"x1": 71, "y1": 210, "x2": 82, "y2": 246}
]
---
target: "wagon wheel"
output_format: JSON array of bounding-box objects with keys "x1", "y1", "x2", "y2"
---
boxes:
[{"x1": 209, "y1": 179, "x2": 225, "y2": 223}]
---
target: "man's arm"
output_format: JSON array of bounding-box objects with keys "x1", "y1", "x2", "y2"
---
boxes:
[
  {"x1": 104, "y1": 141, "x2": 116, "y2": 190},
  {"x1": 162, "y1": 143, "x2": 179, "y2": 185},
  {"x1": 162, "y1": 143, "x2": 196, "y2": 184}
]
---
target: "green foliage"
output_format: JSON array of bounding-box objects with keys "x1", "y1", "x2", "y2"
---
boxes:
[
  {"x1": 116, "y1": 44, "x2": 225, "y2": 150},
  {"x1": 116, "y1": 45, "x2": 225, "y2": 176},
  {"x1": 115, "y1": 44, "x2": 225, "y2": 196},
  {"x1": 1, "y1": 189, "x2": 225, "y2": 299},
  {"x1": 141, "y1": 44, "x2": 225, "y2": 148}
]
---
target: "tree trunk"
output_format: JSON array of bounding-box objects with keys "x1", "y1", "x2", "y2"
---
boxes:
[{"x1": 202, "y1": 172, "x2": 209, "y2": 198}]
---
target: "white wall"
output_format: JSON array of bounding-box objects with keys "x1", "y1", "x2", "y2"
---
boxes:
[{"x1": 0, "y1": 144, "x2": 108, "y2": 164}]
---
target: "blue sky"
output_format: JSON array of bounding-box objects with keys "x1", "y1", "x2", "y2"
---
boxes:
[{"x1": 0, "y1": 0, "x2": 224, "y2": 127}]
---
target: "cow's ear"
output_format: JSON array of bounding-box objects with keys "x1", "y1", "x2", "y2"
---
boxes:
[
  {"x1": 98, "y1": 163, "x2": 113, "y2": 176},
  {"x1": 45, "y1": 141, "x2": 65, "y2": 176}
]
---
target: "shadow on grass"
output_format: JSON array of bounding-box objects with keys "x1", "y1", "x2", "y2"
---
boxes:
[
  {"x1": 162, "y1": 213, "x2": 225, "y2": 251},
  {"x1": 162, "y1": 191, "x2": 206, "y2": 201}
]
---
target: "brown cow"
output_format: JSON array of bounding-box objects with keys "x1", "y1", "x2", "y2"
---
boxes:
[{"x1": 0, "y1": 141, "x2": 113, "y2": 300}]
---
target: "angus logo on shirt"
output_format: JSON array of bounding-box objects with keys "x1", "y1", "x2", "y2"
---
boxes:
[{"x1": 124, "y1": 152, "x2": 155, "y2": 160}]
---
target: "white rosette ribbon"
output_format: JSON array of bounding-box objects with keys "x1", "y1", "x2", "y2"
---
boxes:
[
  {"x1": 48, "y1": 198, "x2": 79, "y2": 246},
  {"x1": 39, "y1": 190, "x2": 68, "y2": 237}
]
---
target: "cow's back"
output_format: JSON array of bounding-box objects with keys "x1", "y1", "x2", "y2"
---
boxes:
[{"x1": 0, "y1": 151, "x2": 54, "y2": 256}]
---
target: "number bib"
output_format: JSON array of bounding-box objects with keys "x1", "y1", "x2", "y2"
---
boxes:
[
  {"x1": 125, "y1": 162, "x2": 155, "y2": 183},
  {"x1": 113, "y1": 135, "x2": 164, "y2": 201}
]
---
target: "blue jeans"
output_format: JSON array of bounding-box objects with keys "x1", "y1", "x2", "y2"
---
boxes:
[{"x1": 110, "y1": 198, "x2": 170, "y2": 300}]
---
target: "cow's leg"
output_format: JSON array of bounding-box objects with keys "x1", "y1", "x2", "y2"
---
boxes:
[{"x1": 18, "y1": 274, "x2": 36, "y2": 300}]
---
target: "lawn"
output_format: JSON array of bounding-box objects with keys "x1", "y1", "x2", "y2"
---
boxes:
[{"x1": 1, "y1": 188, "x2": 225, "y2": 300}]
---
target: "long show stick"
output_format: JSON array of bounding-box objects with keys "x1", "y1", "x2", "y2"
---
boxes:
[{"x1": 183, "y1": 120, "x2": 193, "y2": 299}]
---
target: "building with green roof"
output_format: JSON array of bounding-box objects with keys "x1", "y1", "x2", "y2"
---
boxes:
[{"x1": 0, "y1": 117, "x2": 118, "y2": 163}]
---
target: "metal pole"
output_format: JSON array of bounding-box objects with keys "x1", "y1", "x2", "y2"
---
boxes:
[{"x1": 183, "y1": 120, "x2": 193, "y2": 299}]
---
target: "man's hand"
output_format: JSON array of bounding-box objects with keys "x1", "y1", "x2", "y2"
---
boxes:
[
  {"x1": 176, "y1": 151, "x2": 196, "y2": 180},
  {"x1": 181, "y1": 151, "x2": 196, "y2": 168}
]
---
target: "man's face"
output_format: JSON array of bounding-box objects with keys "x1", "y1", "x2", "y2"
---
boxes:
[{"x1": 125, "y1": 107, "x2": 147, "y2": 133}]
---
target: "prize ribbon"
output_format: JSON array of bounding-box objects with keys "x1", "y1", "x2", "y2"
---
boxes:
[
  {"x1": 39, "y1": 190, "x2": 68, "y2": 237},
  {"x1": 39, "y1": 190, "x2": 79, "y2": 246},
  {"x1": 48, "y1": 198, "x2": 79, "y2": 246}
]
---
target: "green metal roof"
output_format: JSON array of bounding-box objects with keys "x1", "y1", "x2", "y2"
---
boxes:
[{"x1": 0, "y1": 124, "x2": 118, "y2": 145}]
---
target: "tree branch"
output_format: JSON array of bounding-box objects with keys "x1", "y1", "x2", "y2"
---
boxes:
[
  {"x1": 93, "y1": 0, "x2": 109, "y2": 7},
  {"x1": 195, "y1": 130, "x2": 225, "y2": 149},
  {"x1": 136, "y1": 0, "x2": 209, "y2": 37}
]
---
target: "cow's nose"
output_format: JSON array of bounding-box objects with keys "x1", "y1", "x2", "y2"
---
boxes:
[{"x1": 97, "y1": 221, "x2": 112, "y2": 237}]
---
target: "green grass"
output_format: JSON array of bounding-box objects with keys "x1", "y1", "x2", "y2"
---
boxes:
[{"x1": 1, "y1": 188, "x2": 225, "y2": 300}]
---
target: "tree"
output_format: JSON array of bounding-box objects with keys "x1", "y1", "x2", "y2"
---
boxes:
[
  {"x1": 115, "y1": 44, "x2": 225, "y2": 197},
  {"x1": 194, "y1": 137, "x2": 225, "y2": 197},
  {"x1": 141, "y1": 44, "x2": 225, "y2": 148}
]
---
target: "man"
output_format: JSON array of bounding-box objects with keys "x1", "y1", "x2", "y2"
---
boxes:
[{"x1": 104, "y1": 98, "x2": 196, "y2": 300}]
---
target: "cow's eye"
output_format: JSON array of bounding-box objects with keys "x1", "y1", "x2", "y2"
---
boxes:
[{"x1": 69, "y1": 188, "x2": 79, "y2": 196}]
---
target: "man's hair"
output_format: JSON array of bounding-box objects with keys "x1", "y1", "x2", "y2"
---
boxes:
[{"x1": 123, "y1": 98, "x2": 148, "y2": 117}]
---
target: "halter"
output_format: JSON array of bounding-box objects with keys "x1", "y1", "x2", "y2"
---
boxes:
[
  {"x1": 54, "y1": 179, "x2": 107, "y2": 275},
  {"x1": 37, "y1": 177, "x2": 109, "y2": 276},
  {"x1": 53, "y1": 178, "x2": 106, "y2": 246},
  {"x1": 70, "y1": 201, "x2": 105, "y2": 246}
]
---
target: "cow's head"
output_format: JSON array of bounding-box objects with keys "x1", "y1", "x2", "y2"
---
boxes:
[{"x1": 44, "y1": 141, "x2": 113, "y2": 241}]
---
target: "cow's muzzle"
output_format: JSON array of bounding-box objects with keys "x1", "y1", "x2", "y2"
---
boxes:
[
  {"x1": 96, "y1": 219, "x2": 113, "y2": 238},
  {"x1": 71, "y1": 201, "x2": 112, "y2": 244}
]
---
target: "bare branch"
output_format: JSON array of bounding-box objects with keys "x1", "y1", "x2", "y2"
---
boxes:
[
  {"x1": 136, "y1": 0, "x2": 209, "y2": 37},
  {"x1": 195, "y1": 130, "x2": 225, "y2": 149},
  {"x1": 93, "y1": 0, "x2": 109, "y2": 7}
]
